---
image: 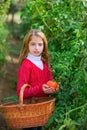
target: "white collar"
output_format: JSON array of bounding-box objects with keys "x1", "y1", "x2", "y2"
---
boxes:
[
  {"x1": 27, "y1": 53, "x2": 41, "y2": 61},
  {"x1": 26, "y1": 53, "x2": 43, "y2": 70}
]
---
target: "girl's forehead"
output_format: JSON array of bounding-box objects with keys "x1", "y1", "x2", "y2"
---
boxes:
[{"x1": 30, "y1": 36, "x2": 43, "y2": 42}]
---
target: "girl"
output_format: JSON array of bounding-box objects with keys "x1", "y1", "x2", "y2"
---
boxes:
[{"x1": 16, "y1": 29, "x2": 59, "y2": 130}]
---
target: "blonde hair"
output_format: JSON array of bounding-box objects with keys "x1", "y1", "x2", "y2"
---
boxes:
[{"x1": 19, "y1": 29, "x2": 51, "y2": 67}]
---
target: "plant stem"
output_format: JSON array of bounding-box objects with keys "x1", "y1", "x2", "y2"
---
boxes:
[{"x1": 66, "y1": 103, "x2": 87, "y2": 116}]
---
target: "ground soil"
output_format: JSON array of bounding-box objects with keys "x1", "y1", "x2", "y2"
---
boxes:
[{"x1": 0, "y1": 39, "x2": 21, "y2": 130}]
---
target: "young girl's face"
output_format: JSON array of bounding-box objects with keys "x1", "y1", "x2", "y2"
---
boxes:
[{"x1": 28, "y1": 36, "x2": 44, "y2": 56}]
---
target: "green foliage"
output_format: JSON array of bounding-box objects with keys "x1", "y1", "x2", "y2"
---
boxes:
[
  {"x1": 0, "y1": 0, "x2": 10, "y2": 68},
  {"x1": 1, "y1": 95, "x2": 18, "y2": 103},
  {"x1": 19, "y1": 0, "x2": 87, "y2": 129},
  {"x1": 49, "y1": 50, "x2": 87, "y2": 129}
]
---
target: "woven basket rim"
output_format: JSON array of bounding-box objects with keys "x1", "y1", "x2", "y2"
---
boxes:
[{"x1": 0, "y1": 97, "x2": 55, "y2": 108}]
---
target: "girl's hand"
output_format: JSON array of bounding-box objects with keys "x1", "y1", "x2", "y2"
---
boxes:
[{"x1": 42, "y1": 84, "x2": 59, "y2": 94}]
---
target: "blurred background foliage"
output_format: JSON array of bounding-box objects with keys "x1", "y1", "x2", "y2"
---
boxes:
[
  {"x1": 0, "y1": 0, "x2": 87, "y2": 130},
  {"x1": 0, "y1": 0, "x2": 10, "y2": 68}
]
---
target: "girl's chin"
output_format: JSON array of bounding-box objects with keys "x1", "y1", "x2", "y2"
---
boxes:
[{"x1": 33, "y1": 53, "x2": 41, "y2": 56}]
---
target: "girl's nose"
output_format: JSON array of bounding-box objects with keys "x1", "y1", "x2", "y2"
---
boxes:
[{"x1": 35, "y1": 45, "x2": 39, "y2": 49}]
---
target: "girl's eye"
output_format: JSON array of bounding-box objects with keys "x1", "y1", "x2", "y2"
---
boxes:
[
  {"x1": 38, "y1": 43, "x2": 43, "y2": 46},
  {"x1": 31, "y1": 43, "x2": 35, "y2": 46}
]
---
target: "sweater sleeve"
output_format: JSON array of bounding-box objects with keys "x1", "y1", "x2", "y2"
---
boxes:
[
  {"x1": 23, "y1": 84, "x2": 45, "y2": 98},
  {"x1": 16, "y1": 61, "x2": 46, "y2": 99},
  {"x1": 48, "y1": 69, "x2": 53, "y2": 80}
]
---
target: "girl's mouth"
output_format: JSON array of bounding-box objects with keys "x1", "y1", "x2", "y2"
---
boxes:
[{"x1": 34, "y1": 51, "x2": 40, "y2": 54}]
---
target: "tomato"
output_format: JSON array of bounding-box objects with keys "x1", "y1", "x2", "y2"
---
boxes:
[
  {"x1": 73, "y1": 93, "x2": 77, "y2": 97},
  {"x1": 46, "y1": 80, "x2": 58, "y2": 89}
]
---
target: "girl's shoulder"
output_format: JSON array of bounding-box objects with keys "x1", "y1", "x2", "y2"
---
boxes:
[
  {"x1": 20, "y1": 58, "x2": 33, "y2": 69},
  {"x1": 42, "y1": 59, "x2": 49, "y2": 67}
]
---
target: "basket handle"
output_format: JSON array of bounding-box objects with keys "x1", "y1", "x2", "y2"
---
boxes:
[{"x1": 19, "y1": 84, "x2": 30, "y2": 105}]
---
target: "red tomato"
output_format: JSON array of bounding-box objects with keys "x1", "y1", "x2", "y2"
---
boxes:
[{"x1": 46, "y1": 80, "x2": 59, "y2": 89}]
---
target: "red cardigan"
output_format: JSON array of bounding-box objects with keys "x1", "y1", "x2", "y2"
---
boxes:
[{"x1": 16, "y1": 58, "x2": 53, "y2": 99}]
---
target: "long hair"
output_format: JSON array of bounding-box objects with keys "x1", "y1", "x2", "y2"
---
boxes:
[{"x1": 19, "y1": 29, "x2": 51, "y2": 67}]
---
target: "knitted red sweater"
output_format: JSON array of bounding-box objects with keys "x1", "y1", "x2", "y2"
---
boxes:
[{"x1": 16, "y1": 59, "x2": 53, "y2": 99}]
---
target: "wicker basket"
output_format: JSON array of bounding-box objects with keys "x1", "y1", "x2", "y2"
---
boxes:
[{"x1": 0, "y1": 84, "x2": 55, "y2": 128}]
